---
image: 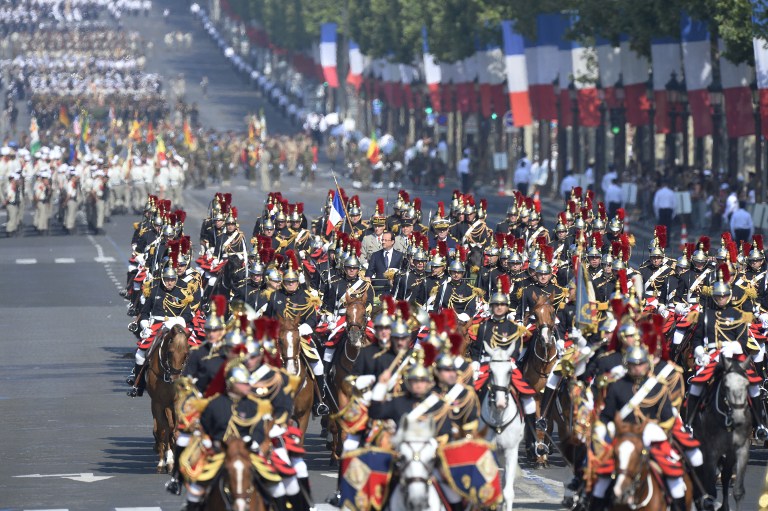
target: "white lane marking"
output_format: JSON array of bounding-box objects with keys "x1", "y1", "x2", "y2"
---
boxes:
[
  {"x1": 55, "y1": 258, "x2": 76, "y2": 264},
  {"x1": 16, "y1": 258, "x2": 37, "y2": 264},
  {"x1": 14, "y1": 472, "x2": 113, "y2": 483},
  {"x1": 520, "y1": 469, "x2": 563, "y2": 499},
  {"x1": 87, "y1": 234, "x2": 122, "y2": 291},
  {"x1": 23, "y1": 509, "x2": 69, "y2": 511},
  {"x1": 95, "y1": 256, "x2": 116, "y2": 263},
  {"x1": 320, "y1": 472, "x2": 337, "y2": 478},
  {"x1": 115, "y1": 508, "x2": 163, "y2": 511}
]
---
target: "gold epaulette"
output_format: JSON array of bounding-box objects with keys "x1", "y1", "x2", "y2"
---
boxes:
[
  {"x1": 746, "y1": 287, "x2": 758, "y2": 299},
  {"x1": 471, "y1": 286, "x2": 484, "y2": 298},
  {"x1": 516, "y1": 288, "x2": 523, "y2": 300},
  {"x1": 133, "y1": 221, "x2": 140, "y2": 230},
  {"x1": 700, "y1": 285, "x2": 712, "y2": 297},
  {"x1": 628, "y1": 234, "x2": 636, "y2": 247}
]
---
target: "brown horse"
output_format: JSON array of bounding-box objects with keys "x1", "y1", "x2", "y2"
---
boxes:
[
  {"x1": 522, "y1": 292, "x2": 558, "y2": 467},
  {"x1": 611, "y1": 416, "x2": 692, "y2": 511},
  {"x1": 145, "y1": 324, "x2": 190, "y2": 473},
  {"x1": 328, "y1": 290, "x2": 369, "y2": 463},
  {"x1": 277, "y1": 316, "x2": 314, "y2": 441},
  {"x1": 205, "y1": 438, "x2": 266, "y2": 511}
]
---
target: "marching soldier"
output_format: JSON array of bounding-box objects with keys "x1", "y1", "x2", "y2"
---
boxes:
[{"x1": 4, "y1": 172, "x2": 22, "y2": 236}]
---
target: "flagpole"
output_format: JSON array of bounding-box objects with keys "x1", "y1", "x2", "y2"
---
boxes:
[{"x1": 331, "y1": 169, "x2": 355, "y2": 233}]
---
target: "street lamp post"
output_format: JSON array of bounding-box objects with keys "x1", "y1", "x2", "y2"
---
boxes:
[
  {"x1": 614, "y1": 78, "x2": 626, "y2": 176},
  {"x1": 597, "y1": 86, "x2": 607, "y2": 190},
  {"x1": 555, "y1": 79, "x2": 566, "y2": 181},
  {"x1": 753, "y1": 80, "x2": 764, "y2": 202},
  {"x1": 680, "y1": 78, "x2": 690, "y2": 169},
  {"x1": 665, "y1": 72, "x2": 680, "y2": 168},
  {"x1": 647, "y1": 78, "x2": 656, "y2": 172},
  {"x1": 708, "y1": 80, "x2": 724, "y2": 180},
  {"x1": 570, "y1": 81, "x2": 580, "y2": 172}
]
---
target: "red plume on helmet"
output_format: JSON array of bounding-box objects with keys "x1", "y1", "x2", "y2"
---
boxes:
[
  {"x1": 581, "y1": 207, "x2": 590, "y2": 220},
  {"x1": 499, "y1": 274, "x2": 511, "y2": 294},
  {"x1": 180, "y1": 235, "x2": 191, "y2": 255},
  {"x1": 515, "y1": 238, "x2": 525, "y2": 254},
  {"x1": 684, "y1": 243, "x2": 696, "y2": 260},
  {"x1": 568, "y1": 200, "x2": 577, "y2": 214},
  {"x1": 698, "y1": 236, "x2": 711, "y2": 254},
  {"x1": 174, "y1": 209, "x2": 187, "y2": 224},
  {"x1": 616, "y1": 208, "x2": 625, "y2": 221},
  {"x1": 592, "y1": 232, "x2": 603, "y2": 250},
  {"x1": 611, "y1": 241, "x2": 622, "y2": 258},
  {"x1": 430, "y1": 312, "x2": 444, "y2": 333},
  {"x1": 167, "y1": 239, "x2": 180, "y2": 268},
  {"x1": 618, "y1": 269, "x2": 628, "y2": 295},
  {"x1": 211, "y1": 295, "x2": 227, "y2": 316},
  {"x1": 351, "y1": 239, "x2": 362, "y2": 257},
  {"x1": 558, "y1": 212, "x2": 567, "y2": 225},
  {"x1": 273, "y1": 253, "x2": 285, "y2": 267},
  {"x1": 495, "y1": 233, "x2": 505, "y2": 248},
  {"x1": 296, "y1": 202, "x2": 304, "y2": 215},
  {"x1": 573, "y1": 186, "x2": 582, "y2": 199},
  {"x1": 505, "y1": 234, "x2": 516, "y2": 248},
  {"x1": 400, "y1": 190, "x2": 410, "y2": 203},
  {"x1": 654, "y1": 226, "x2": 667, "y2": 249},
  {"x1": 259, "y1": 248, "x2": 274, "y2": 265},
  {"x1": 721, "y1": 232, "x2": 733, "y2": 246},
  {"x1": 719, "y1": 263, "x2": 731, "y2": 283},
  {"x1": 375, "y1": 198, "x2": 385, "y2": 214},
  {"x1": 754, "y1": 234, "x2": 765, "y2": 252},
  {"x1": 457, "y1": 246, "x2": 468, "y2": 263},
  {"x1": 597, "y1": 202, "x2": 606, "y2": 220},
  {"x1": 542, "y1": 245, "x2": 554, "y2": 264},
  {"x1": 413, "y1": 197, "x2": 422, "y2": 212},
  {"x1": 437, "y1": 201, "x2": 445, "y2": 218},
  {"x1": 585, "y1": 197, "x2": 593, "y2": 210},
  {"x1": 421, "y1": 343, "x2": 438, "y2": 367},
  {"x1": 442, "y1": 308, "x2": 457, "y2": 331},
  {"x1": 480, "y1": 198, "x2": 488, "y2": 211},
  {"x1": 285, "y1": 249, "x2": 299, "y2": 269},
  {"x1": 727, "y1": 241, "x2": 738, "y2": 263},
  {"x1": 382, "y1": 295, "x2": 396, "y2": 315},
  {"x1": 586, "y1": 189, "x2": 594, "y2": 201},
  {"x1": 742, "y1": 241, "x2": 752, "y2": 258},
  {"x1": 437, "y1": 241, "x2": 448, "y2": 257},
  {"x1": 397, "y1": 300, "x2": 410, "y2": 321},
  {"x1": 448, "y1": 333, "x2": 463, "y2": 356}
]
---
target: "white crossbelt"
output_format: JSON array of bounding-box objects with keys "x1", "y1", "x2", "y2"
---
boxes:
[
  {"x1": 644, "y1": 265, "x2": 670, "y2": 292},
  {"x1": 407, "y1": 393, "x2": 441, "y2": 422},
  {"x1": 619, "y1": 364, "x2": 675, "y2": 420},
  {"x1": 686, "y1": 269, "x2": 711, "y2": 301}
]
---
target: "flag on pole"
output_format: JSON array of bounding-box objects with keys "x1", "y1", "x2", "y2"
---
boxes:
[
  {"x1": 320, "y1": 23, "x2": 339, "y2": 88},
  {"x1": 620, "y1": 35, "x2": 651, "y2": 127},
  {"x1": 651, "y1": 36, "x2": 684, "y2": 134},
  {"x1": 129, "y1": 119, "x2": 141, "y2": 141},
  {"x1": 555, "y1": 14, "x2": 575, "y2": 127},
  {"x1": 525, "y1": 14, "x2": 561, "y2": 121},
  {"x1": 155, "y1": 135, "x2": 167, "y2": 160},
  {"x1": 753, "y1": 0, "x2": 768, "y2": 138},
  {"x1": 501, "y1": 20, "x2": 532, "y2": 127},
  {"x1": 183, "y1": 120, "x2": 194, "y2": 148},
  {"x1": 146, "y1": 122, "x2": 155, "y2": 144},
  {"x1": 80, "y1": 110, "x2": 90, "y2": 144},
  {"x1": 347, "y1": 40, "x2": 364, "y2": 91},
  {"x1": 422, "y1": 26, "x2": 442, "y2": 112},
  {"x1": 326, "y1": 191, "x2": 346, "y2": 236},
  {"x1": 569, "y1": 29, "x2": 600, "y2": 127},
  {"x1": 720, "y1": 40, "x2": 754, "y2": 138},
  {"x1": 574, "y1": 250, "x2": 597, "y2": 333},
  {"x1": 58, "y1": 106, "x2": 70, "y2": 127},
  {"x1": 596, "y1": 37, "x2": 621, "y2": 108},
  {"x1": 680, "y1": 13, "x2": 713, "y2": 137},
  {"x1": 367, "y1": 131, "x2": 380, "y2": 164},
  {"x1": 29, "y1": 117, "x2": 41, "y2": 155}
]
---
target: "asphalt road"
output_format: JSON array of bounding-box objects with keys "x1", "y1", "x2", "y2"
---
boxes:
[{"x1": 1, "y1": 2, "x2": 766, "y2": 510}]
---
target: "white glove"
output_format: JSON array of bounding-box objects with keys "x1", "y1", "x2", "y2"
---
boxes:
[
  {"x1": 139, "y1": 319, "x2": 149, "y2": 329},
  {"x1": 674, "y1": 303, "x2": 688, "y2": 316},
  {"x1": 760, "y1": 313, "x2": 768, "y2": 330},
  {"x1": 299, "y1": 250, "x2": 306, "y2": 259},
  {"x1": 457, "y1": 312, "x2": 470, "y2": 323},
  {"x1": 471, "y1": 361, "x2": 481, "y2": 382},
  {"x1": 693, "y1": 346, "x2": 709, "y2": 367},
  {"x1": 298, "y1": 271, "x2": 306, "y2": 284},
  {"x1": 136, "y1": 254, "x2": 146, "y2": 266},
  {"x1": 659, "y1": 307, "x2": 670, "y2": 319},
  {"x1": 298, "y1": 323, "x2": 313, "y2": 337},
  {"x1": 355, "y1": 374, "x2": 376, "y2": 390},
  {"x1": 268, "y1": 424, "x2": 286, "y2": 439},
  {"x1": 610, "y1": 365, "x2": 627, "y2": 379},
  {"x1": 556, "y1": 338, "x2": 566, "y2": 355},
  {"x1": 140, "y1": 328, "x2": 151, "y2": 339}
]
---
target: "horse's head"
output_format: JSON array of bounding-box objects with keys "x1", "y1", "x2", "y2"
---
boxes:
[
  {"x1": 161, "y1": 324, "x2": 190, "y2": 383},
  {"x1": 612, "y1": 415, "x2": 649, "y2": 505},
  {"x1": 222, "y1": 438, "x2": 255, "y2": 511},
  {"x1": 720, "y1": 356, "x2": 751, "y2": 426},
  {"x1": 531, "y1": 291, "x2": 557, "y2": 357},
  {"x1": 484, "y1": 341, "x2": 514, "y2": 410},
  {"x1": 278, "y1": 316, "x2": 302, "y2": 376},
  {"x1": 394, "y1": 416, "x2": 438, "y2": 511},
  {"x1": 345, "y1": 291, "x2": 367, "y2": 349}
]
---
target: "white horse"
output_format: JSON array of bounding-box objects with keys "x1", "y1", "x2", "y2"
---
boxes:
[
  {"x1": 390, "y1": 416, "x2": 445, "y2": 511},
  {"x1": 481, "y1": 342, "x2": 526, "y2": 511}
]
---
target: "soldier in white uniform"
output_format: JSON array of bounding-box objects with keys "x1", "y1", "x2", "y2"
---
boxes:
[
  {"x1": 63, "y1": 168, "x2": 80, "y2": 234},
  {"x1": 33, "y1": 169, "x2": 53, "y2": 234},
  {"x1": 167, "y1": 157, "x2": 184, "y2": 207},
  {"x1": 4, "y1": 172, "x2": 22, "y2": 236}
]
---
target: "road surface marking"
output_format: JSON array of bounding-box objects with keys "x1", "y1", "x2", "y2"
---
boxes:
[
  {"x1": 16, "y1": 258, "x2": 37, "y2": 264},
  {"x1": 54, "y1": 258, "x2": 76, "y2": 264}
]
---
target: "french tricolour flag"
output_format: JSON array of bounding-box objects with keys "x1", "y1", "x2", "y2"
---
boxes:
[
  {"x1": 422, "y1": 26, "x2": 442, "y2": 112},
  {"x1": 476, "y1": 41, "x2": 505, "y2": 118},
  {"x1": 347, "y1": 40, "x2": 364, "y2": 91},
  {"x1": 752, "y1": 0, "x2": 768, "y2": 138},
  {"x1": 570, "y1": 35, "x2": 600, "y2": 127},
  {"x1": 595, "y1": 37, "x2": 621, "y2": 108},
  {"x1": 555, "y1": 14, "x2": 575, "y2": 127},
  {"x1": 680, "y1": 13, "x2": 713, "y2": 137},
  {"x1": 720, "y1": 40, "x2": 754, "y2": 138},
  {"x1": 620, "y1": 35, "x2": 650, "y2": 127},
  {"x1": 525, "y1": 14, "x2": 560, "y2": 121},
  {"x1": 320, "y1": 23, "x2": 339, "y2": 88},
  {"x1": 651, "y1": 36, "x2": 683, "y2": 134},
  {"x1": 326, "y1": 192, "x2": 345, "y2": 236},
  {"x1": 501, "y1": 20, "x2": 532, "y2": 127}
]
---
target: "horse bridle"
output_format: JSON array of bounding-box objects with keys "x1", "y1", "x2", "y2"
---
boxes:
[
  {"x1": 398, "y1": 440, "x2": 434, "y2": 487},
  {"x1": 715, "y1": 369, "x2": 749, "y2": 429},
  {"x1": 159, "y1": 330, "x2": 188, "y2": 383},
  {"x1": 220, "y1": 459, "x2": 255, "y2": 510},
  {"x1": 614, "y1": 432, "x2": 652, "y2": 509}
]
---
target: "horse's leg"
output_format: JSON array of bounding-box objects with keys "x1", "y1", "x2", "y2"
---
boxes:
[
  {"x1": 720, "y1": 454, "x2": 733, "y2": 511},
  {"x1": 150, "y1": 396, "x2": 166, "y2": 473},
  {"x1": 733, "y1": 443, "x2": 750, "y2": 511},
  {"x1": 164, "y1": 401, "x2": 175, "y2": 474},
  {"x1": 502, "y1": 425, "x2": 523, "y2": 511}
]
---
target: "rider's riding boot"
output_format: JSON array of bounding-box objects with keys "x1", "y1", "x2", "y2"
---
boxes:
[
  {"x1": 272, "y1": 496, "x2": 289, "y2": 511},
  {"x1": 127, "y1": 364, "x2": 146, "y2": 397},
  {"x1": 326, "y1": 491, "x2": 341, "y2": 507},
  {"x1": 751, "y1": 394, "x2": 768, "y2": 440},
  {"x1": 672, "y1": 497, "x2": 688, "y2": 511},
  {"x1": 179, "y1": 501, "x2": 203, "y2": 511},
  {"x1": 449, "y1": 503, "x2": 463, "y2": 511},
  {"x1": 313, "y1": 374, "x2": 330, "y2": 416},
  {"x1": 684, "y1": 393, "x2": 701, "y2": 428},
  {"x1": 126, "y1": 363, "x2": 142, "y2": 386},
  {"x1": 524, "y1": 413, "x2": 549, "y2": 456},
  {"x1": 588, "y1": 497, "x2": 608, "y2": 511}
]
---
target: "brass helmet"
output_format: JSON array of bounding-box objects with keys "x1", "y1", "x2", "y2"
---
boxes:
[
  {"x1": 162, "y1": 222, "x2": 175, "y2": 238},
  {"x1": 288, "y1": 209, "x2": 301, "y2": 223},
  {"x1": 224, "y1": 328, "x2": 246, "y2": 349},
  {"x1": 226, "y1": 363, "x2": 250, "y2": 387},
  {"x1": 648, "y1": 238, "x2": 664, "y2": 258},
  {"x1": 413, "y1": 247, "x2": 428, "y2": 262},
  {"x1": 205, "y1": 295, "x2": 226, "y2": 330},
  {"x1": 153, "y1": 213, "x2": 164, "y2": 227},
  {"x1": 262, "y1": 218, "x2": 275, "y2": 231},
  {"x1": 593, "y1": 216, "x2": 606, "y2": 231},
  {"x1": 573, "y1": 215, "x2": 586, "y2": 232},
  {"x1": 712, "y1": 268, "x2": 731, "y2": 297},
  {"x1": 373, "y1": 312, "x2": 393, "y2": 328},
  {"x1": 748, "y1": 238, "x2": 765, "y2": 263},
  {"x1": 618, "y1": 318, "x2": 640, "y2": 345},
  {"x1": 623, "y1": 343, "x2": 650, "y2": 366},
  {"x1": 676, "y1": 253, "x2": 690, "y2": 271},
  {"x1": 612, "y1": 257, "x2": 626, "y2": 271},
  {"x1": 601, "y1": 253, "x2": 614, "y2": 267},
  {"x1": 509, "y1": 246, "x2": 524, "y2": 265},
  {"x1": 225, "y1": 207, "x2": 238, "y2": 225},
  {"x1": 275, "y1": 209, "x2": 287, "y2": 223},
  {"x1": 691, "y1": 242, "x2": 708, "y2": 265},
  {"x1": 283, "y1": 260, "x2": 299, "y2": 282},
  {"x1": 447, "y1": 250, "x2": 465, "y2": 273},
  {"x1": 506, "y1": 203, "x2": 519, "y2": 216},
  {"x1": 406, "y1": 358, "x2": 433, "y2": 383},
  {"x1": 599, "y1": 310, "x2": 616, "y2": 333},
  {"x1": 343, "y1": 254, "x2": 361, "y2": 269},
  {"x1": 161, "y1": 264, "x2": 178, "y2": 281},
  {"x1": 430, "y1": 251, "x2": 446, "y2": 268},
  {"x1": 529, "y1": 210, "x2": 541, "y2": 223},
  {"x1": 348, "y1": 202, "x2": 362, "y2": 217},
  {"x1": 484, "y1": 243, "x2": 500, "y2": 257},
  {"x1": 608, "y1": 215, "x2": 623, "y2": 235},
  {"x1": 490, "y1": 289, "x2": 510, "y2": 307},
  {"x1": 212, "y1": 208, "x2": 225, "y2": 222},
  {"x1": 391, "y1": 318, "x2": 410, "y2": 338},
  {"x1": 265, "y1": 267, "x2": 282, "y2": 283},
  {"x1": 536, "y1": 260, "x2": 553, "y2": 275},
  {"x1": 435, "y1": 346, "x2": 458, "y2": 372}
]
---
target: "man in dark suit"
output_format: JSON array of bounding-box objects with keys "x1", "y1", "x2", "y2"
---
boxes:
[{"x1": 368, "y1": 231, "x2": 404, "y2": 292}]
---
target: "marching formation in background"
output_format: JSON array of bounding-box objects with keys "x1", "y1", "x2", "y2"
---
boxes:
[{"x1": 120, "y1": 182, "x2": 768, "y2": 511}]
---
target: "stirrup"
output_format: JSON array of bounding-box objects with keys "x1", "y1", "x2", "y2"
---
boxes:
[
  {"x1": 126, "y1": 374, "x2": 137, "y2": 386},
  {"x1": 326, "y1": 491, "x2": 341, "y2": 507},
  {"x1": 535, "y1": 416, "x2": 547, "y2": 431},
  {"x1": 756, "y1": 425, "x2": 768, "y2": 441},
  {"x1": 165, "y1": 477, "x2": 181, "y2": 495},
  {"x1": 535, "y1": 441, "x2": 549, "y2": 456},
  {"x1": 127, "y1": 387, "x2": 143, "y2": 398},
  {"x1": 314, "y1": 402, "x2": 330, "y2": 416}
]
